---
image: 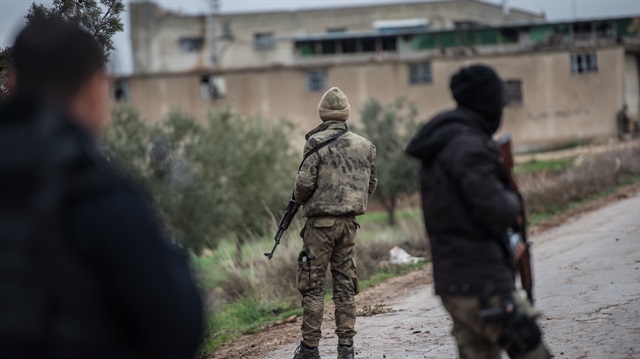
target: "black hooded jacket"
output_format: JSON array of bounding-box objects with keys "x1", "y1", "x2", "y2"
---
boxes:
[
  {"x1": 406, "y1": 65, "x2": 521, "y2": 296},
  {"x1": 0, "y1": 96, "x2": 203, "y2": 359}
]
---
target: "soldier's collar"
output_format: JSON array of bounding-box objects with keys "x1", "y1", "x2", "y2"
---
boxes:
[{"x1": 305, "y1": 121, "x2": 348, "y2": 140}]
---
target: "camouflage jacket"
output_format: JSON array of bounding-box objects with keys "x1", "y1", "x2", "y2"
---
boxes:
[{"x1": 294, "y1": 121, "x2": 377, "y2": 218}]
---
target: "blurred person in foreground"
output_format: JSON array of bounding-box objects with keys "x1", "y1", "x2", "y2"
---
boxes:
[
  {"x1": 0, "y1": 19, "x2": 203, "y2": 359},
  {"x1": 405, "y1": 64, "x2": 550, "y2": 359},
  {"x1": 292, "y1": 87, "x2": 377, "y2": 359}
]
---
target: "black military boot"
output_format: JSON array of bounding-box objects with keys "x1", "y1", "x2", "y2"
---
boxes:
[
  {"x1": 293, "y1": 342, "x2": 321, "y2": 359},
  {"x1": 337, "y1": 344, "x2": 354, "y2": 359}
]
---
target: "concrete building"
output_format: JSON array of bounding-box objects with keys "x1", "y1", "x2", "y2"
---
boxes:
[
  {"x1": 117, "y1": 1, "x2": 640, "y2": 150},
  {"x1": 129, "y1": 0, "x2": 544, "y2": 74}
]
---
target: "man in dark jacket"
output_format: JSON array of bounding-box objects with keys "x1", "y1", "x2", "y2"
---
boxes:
[
  {"x1": 406, "y1": 64, "x2": 549, "y2": 359},
  {"x1": 0, "y1": 19, "x2": 203, "y2": 359}
]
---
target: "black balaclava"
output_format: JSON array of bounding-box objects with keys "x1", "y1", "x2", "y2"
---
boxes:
[{"x1": 450, "y1": 64, "x2": 505, "y2": 135}]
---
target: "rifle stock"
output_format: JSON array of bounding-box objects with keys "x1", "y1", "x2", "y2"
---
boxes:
[
  {"x1": 496, "y1": 134, "x2": 535, "y2": 304},
  {"x1": 264, "y1": 199, "x2": 300, "y2": 260}
]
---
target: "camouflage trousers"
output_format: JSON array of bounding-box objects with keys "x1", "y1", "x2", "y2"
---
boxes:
[
  {"x1": 440, "y1": 292, "x2": 551, "y2": 359},
  {"x1": 297, "y1": 216, "x2": 359, "y2": 348}
]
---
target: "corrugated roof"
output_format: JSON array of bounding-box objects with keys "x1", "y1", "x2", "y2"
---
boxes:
[{"x1": 290, "y1": 15, "x2": 635, "y2": 42}]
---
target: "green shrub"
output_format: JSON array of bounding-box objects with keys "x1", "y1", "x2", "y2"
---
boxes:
[{"x1": 103, "y1": 106, "x2": 298, "y2": 254}]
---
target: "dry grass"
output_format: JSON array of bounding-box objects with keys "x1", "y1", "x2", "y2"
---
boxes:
[
  {"x1": 522, "y1": 143, "x2": 640, "y2": 216},
  {"x1": 213, "y1": 214, "x2": 430, "y2": 305}
]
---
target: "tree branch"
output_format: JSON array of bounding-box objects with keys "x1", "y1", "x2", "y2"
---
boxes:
[{"x1": 93, "y1": 2, "x2": 114, "y2": 37}]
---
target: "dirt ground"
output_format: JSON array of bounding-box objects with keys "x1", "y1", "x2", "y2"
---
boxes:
[
  {"x1": 209, "y1": 260, "x2": 434, "y2": 359},
  {"x1": 210, "y1": 184, "x2": 640, "y2": 359}
]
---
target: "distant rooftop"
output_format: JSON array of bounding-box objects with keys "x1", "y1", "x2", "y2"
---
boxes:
[
  {"x1": 132, "y1": 0, "x2": 544, "y2": 19},
  {"x1": 290, "y1": 15, "x2": 636, "y2": 42}
]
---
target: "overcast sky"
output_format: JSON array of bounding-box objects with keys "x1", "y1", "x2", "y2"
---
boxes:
[{"x1": 1, "y1": 0, "x2": 639, "y2": 74}]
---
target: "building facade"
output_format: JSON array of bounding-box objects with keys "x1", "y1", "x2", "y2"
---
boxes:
[
  {"x1": 118, "y1": 1, "x2": 640, "y2": 150},
  {"x1": 129, "y1": 0, "x2": 544, "y2": 74}
]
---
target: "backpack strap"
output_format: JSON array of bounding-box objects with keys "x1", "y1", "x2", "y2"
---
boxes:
[
  {"x1": 292, "y1": 128, "x2": 347, "y2": 201},
  {"x1": 298, "y1": 128, "x2": 347, "y2": 172}
]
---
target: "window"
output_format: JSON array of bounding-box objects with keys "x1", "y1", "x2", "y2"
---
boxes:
[
  {"x1": 571, "y1": 52, "x2": 598, "y2": 74},
  {"x1": 327, "y1": 27, "x2": 346, "y2": 33},
  {"x1": 222, "y1": 21, "x2": 233, "y2": 39},
  {"x1": 595, "y1": 22, "x2": 614, "y2": 38},
  {"x1": 306, "y1": 70, "x2": 326, "y2": 92},
  {"x1": 409, "y1": 63, "x2": 432, "y2": 85},
  {"x1": 254, "y1": 32, "x2": 276, "y2": 50},
  {"x1": 178, "y1": 37, "x2": 203, "y2": 53},
  {"x1": 362, "y1": 38, "x2": 376, "y2": 52},
  {"x1": 297, "y1": 41, "x2": 316, "y2": 56},
  {"x1": 572, "y1": 22, "x2": 593, "y2": 40},
  {"x1": 381, "y1": 36, "x2": 397, "y2": 51},
  {"x1": 499, "y1": 28, "x2": 519, "y2": 44},
  {"x1": 200, "y1": 76, "x2": 226, "y2": 99},
  {"x1": 504, "y1": 80, "x2": 523, "y2": 106},
  {"x1": 112, "y1": 79, "x2": 129, "y2": 102},
  {"x1": 341, "y1": 38, "x2": 357, "y2": 54},
  {"x1": 321, "y1": 40, "x2": 336, "y2": 55}
]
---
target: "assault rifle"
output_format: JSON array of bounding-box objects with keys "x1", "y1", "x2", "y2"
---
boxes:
[
  {"x1": 263, "y1": 128, "x2": 348, "y2": 260},
  {"x1": 264, "y1": 199, "x2": 300, "y2": 260},
  {"x1": 496, "y1": 134, "x2": 535, "y2": 304}
]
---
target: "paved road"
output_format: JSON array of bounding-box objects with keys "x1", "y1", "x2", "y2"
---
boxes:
[{"x1": 264, "y1": 194, "x2": 640, "y2": 358}]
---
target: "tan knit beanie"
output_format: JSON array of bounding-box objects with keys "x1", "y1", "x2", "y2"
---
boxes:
[{"x1": 318, "y1": 87, "x2": 350, "y2": 121}]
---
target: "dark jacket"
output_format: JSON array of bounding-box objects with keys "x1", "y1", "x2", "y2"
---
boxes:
[
  {"x1": 0, "y1": 96, "x2": 203, "y2": 359},
  {"x1": 406, "y1": 106, "x2": 521, "y2": 296}
]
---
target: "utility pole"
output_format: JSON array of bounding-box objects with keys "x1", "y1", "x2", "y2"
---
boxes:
[
  {"x1": 502, "y1": 0, "x2": 509, "y2": 20},
  {"x1": 572, "y1": 0, "x2": 577, "y2": 20},
  {"x1": 208, "y1": 0, "x2": 220, "y2": 69}
]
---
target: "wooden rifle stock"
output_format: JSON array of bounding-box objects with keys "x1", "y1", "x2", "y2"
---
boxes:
[{"x1": 496, "y1": 134, "x2": 535, "y2": 304}]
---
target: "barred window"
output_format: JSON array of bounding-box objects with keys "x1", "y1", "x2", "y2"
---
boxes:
[
  {"x1": 254, "y1": 32, "x2": 276, "y2": 50},
  {"x1": 409, "y1": 63, "x2": 433, "y2": 85},
  {"x1": 571, "y1": 52, "x2": 598, "y2": 74},
  {"x1": 306, "y1": 70, "x2": 327, "y2": 92},
  {"x1": 178, "y1": 37, "x2": 203, "y2": 53}
]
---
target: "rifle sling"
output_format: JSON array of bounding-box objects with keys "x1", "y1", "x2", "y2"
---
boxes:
[
  {"x1": 292, "y1": 129, "x2": 347, "y2": 201},
  {"x1": 298, "y1": 129, "x2": 347, "y2": 172}
]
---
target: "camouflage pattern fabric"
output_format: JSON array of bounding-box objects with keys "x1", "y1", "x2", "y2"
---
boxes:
[
  {"x1": 297, "y1": 216, "x2": 360, "y2": 348},
  {"x1": 318, "y1": 87, "x2": 351, "y2": 122},
  {"x1": 294, "y1": 121, "x2": 377, "y2": 218},
  {"x1": 440, "y1": 292, "x2": 551, "y2": 359}
]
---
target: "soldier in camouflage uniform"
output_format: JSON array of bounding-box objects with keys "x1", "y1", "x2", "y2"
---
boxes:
[{"x1": 292, "y1": 87, "x2": 377, "y2": 359}]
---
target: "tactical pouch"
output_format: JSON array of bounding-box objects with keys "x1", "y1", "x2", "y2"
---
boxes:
[
  {"x1": 313, "y1": 217, "x2": 335, "y2": 228},
  {"x1": 297, "y1": 251, "x2": 313, "y2": 293}
]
